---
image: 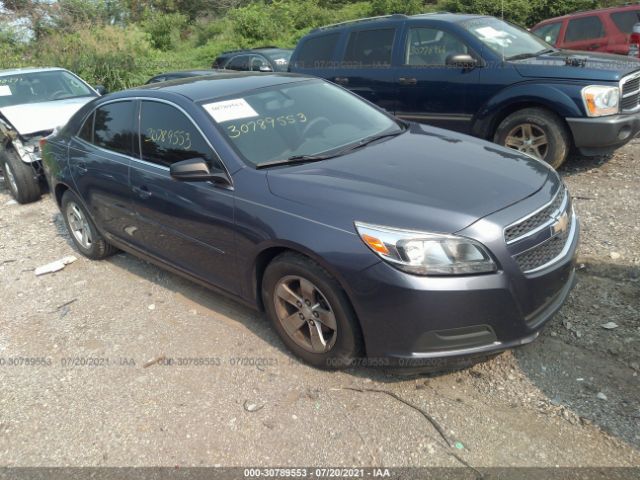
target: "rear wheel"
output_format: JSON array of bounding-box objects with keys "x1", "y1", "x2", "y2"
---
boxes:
[
  {"x1": 61, "y1": 190, "x2": 117, "y2": 260},
  {"x1": 494, "y1": 107, "x2": 570, "y2": 169},
  {"x1": 0, "y1": 147, "x2": 41, "y2": 203},
  {"x1": 262, "y1": 253, "x2": 363, "y2": 369}
]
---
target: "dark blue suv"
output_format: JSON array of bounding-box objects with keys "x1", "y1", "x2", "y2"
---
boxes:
[{"x1": 290, "y1": 13, "x2": 640, "y2": 168}]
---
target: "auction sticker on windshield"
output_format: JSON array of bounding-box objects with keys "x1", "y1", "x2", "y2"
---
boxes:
[
  {"x1": 203, "y1": 98, "x2": 259, "y2": 123},
  {"x1": 0, "y1": 85, "x2": 12, "y2": 96}
]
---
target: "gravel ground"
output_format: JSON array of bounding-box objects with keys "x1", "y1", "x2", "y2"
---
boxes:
[{"x1": 0, "y1": 143, "x2": 638, "y2": 469}]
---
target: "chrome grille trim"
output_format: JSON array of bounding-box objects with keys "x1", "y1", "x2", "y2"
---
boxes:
[
  {"x1": 620, "y1": 71, "x2": 640, "y2": 113},
  {"x1": 514, "y1": 209, "x2": 577, "y2": 274},
  {"x1": 504, "y1": 185, "x2": 567, "y2": 244}
]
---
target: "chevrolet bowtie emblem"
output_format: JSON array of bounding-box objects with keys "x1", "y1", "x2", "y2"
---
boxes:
[{"x1": 551, "y1": 211, "x2": 569, "y2": 236}]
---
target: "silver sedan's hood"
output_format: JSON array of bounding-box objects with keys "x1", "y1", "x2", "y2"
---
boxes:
[{"x1": 0, "y1": 97, "x2": 94, "y2": 136}]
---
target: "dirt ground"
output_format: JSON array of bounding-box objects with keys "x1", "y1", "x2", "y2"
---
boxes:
[{"x1": 0, "y1": 141, "x2": 638, "y2": 470}]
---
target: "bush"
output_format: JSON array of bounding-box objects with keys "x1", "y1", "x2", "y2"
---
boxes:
[
  {"x1": 142, "y1": 11, "x2": 189, "y2": 50},
  {"x1": 35, "y1": 25, "x2": 155, "y2": 91},
  {"x1": 369, "y1": 0, "x2": 425, "y2": 16}
]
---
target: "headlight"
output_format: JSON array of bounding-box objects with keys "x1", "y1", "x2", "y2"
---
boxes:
[
  {"x1": 582, "y1": 85, "x2": 619, "y2": 117},
  {"x1": 355, "y1": 222, "x2": 497, "y2": 276}
]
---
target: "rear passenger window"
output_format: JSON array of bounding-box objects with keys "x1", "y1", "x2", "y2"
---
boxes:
[
  {"x1": 344, "y1": 28, "x2": 395, "y2": 67},
  {"x1": 139, "y1": 101, "x2": 222, "y2": 170},
  {"x1": 226, "y1": 56, "x2": 250, "y2": 71},
  {"x1": 611, "y1": 11, "x2": 640, "y2": 34},
  {"x1": 565, "y1": 16, "x2": 605, "y2": 42},
  {"x1": 293, "y1": 33, "x2": 341, "y2": 68},
  {"x1": 93, "y1": 101, "x2": 135, "y2": 156},
  {"x1": 78, "y1": 112, "x2": 94, "y2": 143},
  {"x1": 405, "y1": 28, "x2": 468, "y2": 66}
]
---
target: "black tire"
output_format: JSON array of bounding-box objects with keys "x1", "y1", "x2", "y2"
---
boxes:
[
  {"x1": 262, "y1": 252, "x2": 364, "y2": 369},
  {"x1": 60, "y1": 190, "x2": 117, "y2": 260},
  {"x1": 494, "y1": 107, "x2": 571, "y2": 169},
  {"x1": 0, "y1": 146, "x2": 41, "y2": 204}
]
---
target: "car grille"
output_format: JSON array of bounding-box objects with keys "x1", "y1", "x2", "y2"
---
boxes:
[
  {"x1": 505, "y1": 185, "x2": 575, "y2": 274},
  {"x1": 620, "y1": 71, "x2": 640, "y2": 112},
  {"x1": 504, "y1": 186, "x2": 566, "y2": 243},
  {"x1": 514, "y1": 229, "x2": 570, "y2": 273}
]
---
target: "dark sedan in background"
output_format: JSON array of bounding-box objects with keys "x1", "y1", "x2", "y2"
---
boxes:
[{"x1": 41, "y1": 73, "x2": 579, "y2": 369}]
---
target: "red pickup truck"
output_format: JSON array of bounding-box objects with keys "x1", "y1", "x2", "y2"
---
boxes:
[{"x1": 531, "y1": 5, "x2": 640, "y2": 56}]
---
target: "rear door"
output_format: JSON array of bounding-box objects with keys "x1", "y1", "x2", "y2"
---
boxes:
[
  {"x1": 562, "y1": 15, "x2": 609, "y2": 52},
  {"x1": 394, "y1": 23, "x2": 480, "y2": 133},
  {"x1": 128, "y1": 100, "x2": 239, "y2": 295},
  {"x1": 329, "y1": 26, "x2": 398, "y2": 112},
  {"x1": 68, "y1": 100, "x2": 135, "y2": 239}
]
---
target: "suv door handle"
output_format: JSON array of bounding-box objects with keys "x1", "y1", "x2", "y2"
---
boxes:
[
  {"x1": 588, "y1": 43, "x2": 601, "y2": 49},
  {"x1": 398, "y1": 77, "x2": 417, "y2": 85},
  {"x1": 132, "y1": 185, "x2": 152, "y2": 200},
  {"x1": 334, "y1": 77, "x2": 349, "y2": 85}
]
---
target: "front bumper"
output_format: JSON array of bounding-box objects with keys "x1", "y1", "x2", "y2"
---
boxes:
[
  {"x1": 566, "y1": 112, "x2": 640, "y2": 156},
  {"x1": 346, "y1": 194, "x2": 579, "y2": 366}
]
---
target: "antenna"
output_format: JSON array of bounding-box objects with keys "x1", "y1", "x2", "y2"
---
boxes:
[{"x1": 502, "y1": 0, "x2": 504, "y2": 20}]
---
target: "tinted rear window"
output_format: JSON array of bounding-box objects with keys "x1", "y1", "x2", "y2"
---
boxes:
[
  {"x1": 344, "y1": 28, "x2": 395, "y2": 67},
  {"x1": 293, "y1": 33, "x2": 341, "y2": 68},
  {"x1": 611, "y1": 10, "x2": 640, "y2": 34},
  {"x1": 565, "y1": 16, "x2": 605, "y2": 42},
  {"x1": 93, "y1": 101, "x2": 135, "y2": 156}
]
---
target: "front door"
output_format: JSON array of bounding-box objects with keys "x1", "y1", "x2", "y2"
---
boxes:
[
  {"x1": 394, "y1": 25, "x2": 480, "y2": 133},
  {"x1": 128, "y1": 100, "x2": 239, "y2": 295}
]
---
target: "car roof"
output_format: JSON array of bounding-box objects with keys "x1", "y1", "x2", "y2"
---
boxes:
[
  {"x1": 0, "y1": 67, "x2": 67, "y2": 77},
  {"x1": 309, "y1": 12, "x2": 487, "y2": 33},
  {"x1": 534, "y1": 4, "x2": 640, "y2": 24},
  {"x1": 129, "y1": 72, "x2": 312, "y2": 103}
]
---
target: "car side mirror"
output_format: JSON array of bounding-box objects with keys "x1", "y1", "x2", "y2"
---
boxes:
[
  {"x1": 94, "y1": 85, "x2": 108, "y2": 95},
  {"x1": 170, "y1": 158, "x2": 231, "y2": 185},
  {"x1": 446, "y1": 54, "x2": 478, "y2": 69},
  {"x1": 258, "y1": 65, "x2": 273, "y2": 72}
]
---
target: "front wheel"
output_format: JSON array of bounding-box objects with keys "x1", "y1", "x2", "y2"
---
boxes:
[
  {"x1": 0, "y1": 147, "x2": 41, "y2": 204},
  {"x1": 494, "y1": 108, "x2": 571, "y2": 169},
  {"x1": 262, "y1": 253, "x2": 363, "y2": 369}
]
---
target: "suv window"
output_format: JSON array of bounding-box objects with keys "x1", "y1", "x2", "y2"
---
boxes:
[
  {"x1": 533, "y1": 22, "x2": 562, "y2": 44},
  {"x1": 344, "y1": 28, "x2": 395, "y2": 67},
  {"x1": 93, "y1": 101, "x2": 135, "y2": 156},
  {"x1": 405, "y1": 27, "x2": 468, "y2": 66},
  {"x1": 140, "y1": 100, "x2": 222, "y2": 170},
  {"x1": 611, "y1": 10, "x2": 640, "y2": 34},
  {"x1": 226, "y1": 55, "x2": 250, "y2": 71},
  {"x1": 294, "y1": 33, "x2": 341, "y2": 68},
  {"x1": 565, "y1": 16, "x2": 605, "y2": 42}
]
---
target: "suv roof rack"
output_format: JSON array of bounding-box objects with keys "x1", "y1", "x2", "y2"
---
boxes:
[{"x1": 312, "y1": 14, "x2": 408, "y2": 32}]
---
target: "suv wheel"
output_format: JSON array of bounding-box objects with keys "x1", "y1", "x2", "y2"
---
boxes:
[
  {"x1": 0, "y1": 147, "x2": 41, "y2": 204},
  {"x1": 262, "y1": 252, "x2": 363, "y2": 369},
  {"x1": 494, "y1": 107, "x2": 570, "y2": 169},
  {"x1": 61, "y1": 190, "x2": 117, "y2": 260}
]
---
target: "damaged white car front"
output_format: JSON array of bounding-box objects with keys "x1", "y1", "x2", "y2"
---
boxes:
[{"x1": 0, "y1": 68, "x2": 102, "y2": 204}]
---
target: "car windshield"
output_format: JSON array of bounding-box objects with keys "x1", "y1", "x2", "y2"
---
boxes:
[
  {"x1": 0, "y1": 70, "x2": 95, "y2": 108},
  {"x1": 204, "y1": 80, "x2": 403, "y2": 167},
  {"x1": 461, "y1": 17, "x2": 552, "y2": 60},
  {"x1": 264, "y1": 50, "x2": 292, "y2": 71}
]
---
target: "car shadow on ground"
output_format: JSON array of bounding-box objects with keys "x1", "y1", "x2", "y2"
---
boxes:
[{"x1": 514, "y1": 261, "x2": 640, "y2": 449}]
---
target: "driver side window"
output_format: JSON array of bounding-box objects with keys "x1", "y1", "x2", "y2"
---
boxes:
[
  {"x1": 139, "y1": 101, "x2": 223, "y2": 171},
  {"x1": 405, "y1": 27, "x2": 468, "y2": 66}
]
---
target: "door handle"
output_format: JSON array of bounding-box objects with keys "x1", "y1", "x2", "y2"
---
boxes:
[
  {"x1": 398, "y1": 77, "x2": 417, "y2": 85},
  {"x1": 76, "y1": 162, "x2": 88, "y2": 175},
  {"x1": 334, "y1": 76, "x2": 349, "y2": 85},
  {"x1": 588, "y1": 43, "x2": 601, "y2": 50},
  {"x1": 132, "y1": 185, "x2": 152, "y2": 200}
]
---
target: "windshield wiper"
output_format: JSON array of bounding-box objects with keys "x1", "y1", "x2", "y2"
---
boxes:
[
  {"x1": 255, "y1": 127, "x2": 406, "y2": 169},
  {"x1": 507, "y1": 48, "x2": 555, "y2": 61}
]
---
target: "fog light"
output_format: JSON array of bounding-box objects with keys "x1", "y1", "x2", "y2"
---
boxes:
[{"x1": 618, "y1": 126, "x2": 631, "y2": 140}]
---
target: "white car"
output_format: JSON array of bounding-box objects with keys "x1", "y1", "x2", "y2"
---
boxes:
[{"x1": 0, "y1": 67, "x2": 103, "y2": 203}]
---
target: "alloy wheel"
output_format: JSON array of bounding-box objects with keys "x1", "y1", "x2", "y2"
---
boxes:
[
  {"x1": 273, "y1": 275, "x2": 338, "y2": 353},
  {"x1": 66, "y1": 202, "x2": 93, "y2": 249},
  {"x1": 504, "y1": 123, "x2": 549, "y2": 160}
]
